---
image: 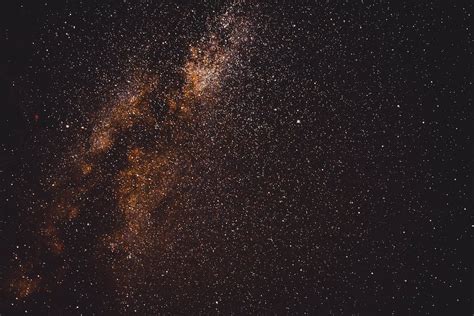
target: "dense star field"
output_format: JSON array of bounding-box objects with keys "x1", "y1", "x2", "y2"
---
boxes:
[{"x1": 0, "y1": 1, "x2": 471, "y2": 314}]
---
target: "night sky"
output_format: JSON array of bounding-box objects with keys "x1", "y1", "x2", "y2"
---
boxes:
[{"x1": 0, "y1": 1, "x2": 471, "y2": 314}]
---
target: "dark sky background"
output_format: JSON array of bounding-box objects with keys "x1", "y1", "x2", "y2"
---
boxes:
[{"x1": 0, "y1": 1, "x2": 471, "y2": 315}]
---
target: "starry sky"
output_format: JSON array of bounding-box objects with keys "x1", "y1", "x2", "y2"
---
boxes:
[{"x1": 0, "y1": 1, "x2": 471, "y2": 314}]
